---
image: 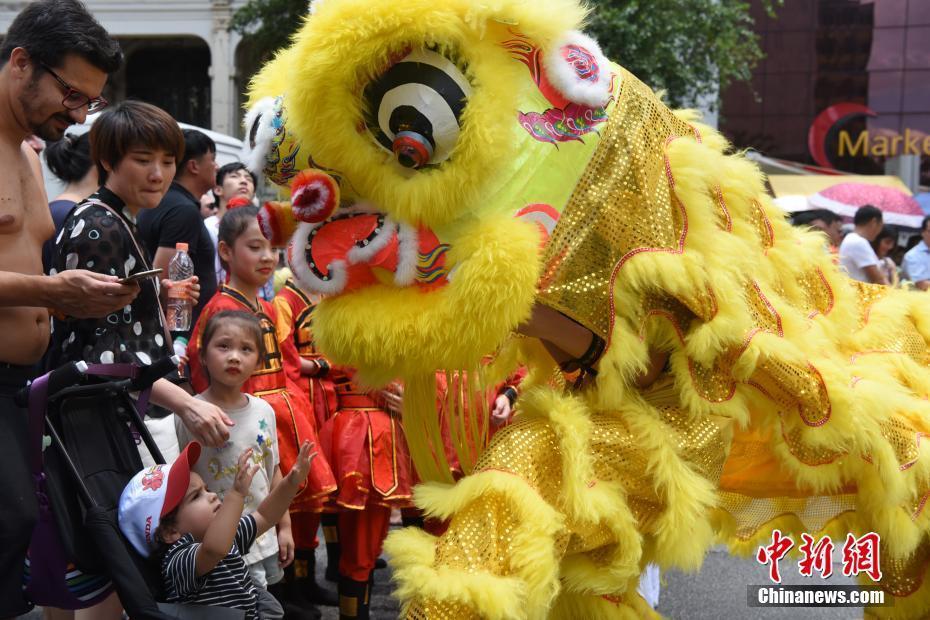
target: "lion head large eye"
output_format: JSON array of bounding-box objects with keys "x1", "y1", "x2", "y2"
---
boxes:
[{"x1": 363, "y1": 48, "x2": 471, "y2": 170}]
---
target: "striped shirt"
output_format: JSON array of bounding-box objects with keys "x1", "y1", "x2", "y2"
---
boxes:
[{"x1": 161, "y1": 515, "x2": 259, "y2": 618}]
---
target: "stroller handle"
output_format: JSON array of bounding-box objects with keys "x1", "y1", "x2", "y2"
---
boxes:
[
  {"x1": 130, "y1": 355, "x2": 180, "y2": 392},
  {"x1": 49, "y1": 361, "x2": 88, "y2": 397},
  {"x1": 15, "y1": 355, "x2": 179, "y2": 407},
  {"x1": 14, "y1": 361, "x2": 87, "y2": 407}
]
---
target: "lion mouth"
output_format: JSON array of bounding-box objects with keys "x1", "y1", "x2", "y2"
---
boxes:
[{"x1": 287, "y1": 202, "x2": 450, "y2": 296}]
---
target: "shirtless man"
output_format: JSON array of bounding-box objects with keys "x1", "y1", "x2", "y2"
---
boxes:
[{"x1": 0, "y1": 2, "x2": 185, "y2": 616}]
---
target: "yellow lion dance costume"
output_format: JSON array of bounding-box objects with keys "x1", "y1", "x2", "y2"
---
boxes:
[{"x1": 244, "y1": 0, "x2": 930, "y2": 617}]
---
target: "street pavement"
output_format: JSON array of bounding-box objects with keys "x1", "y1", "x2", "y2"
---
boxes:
[
  {"x1": 18, "y1": 541, "x2": 867, "y2": 619},
  {"x1": 344, "y1": 541, "x2": 863, "y2": 620},
  {"x1": 655, "y1": 545, "x2": 861, "y2": 620}
]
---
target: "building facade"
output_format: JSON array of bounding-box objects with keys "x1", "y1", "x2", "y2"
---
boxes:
[
  {"x1": 0, "y1": 0, "x2": 253, "y2": 136},
  {"x1": 720, "y1": 0, "x2": 929, "y2": 188}
]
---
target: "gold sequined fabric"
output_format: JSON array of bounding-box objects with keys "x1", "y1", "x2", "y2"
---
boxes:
[
  {"x1": 585, "y1": 414, "x2": 654, "y2": 501},
  {"x1": 473, "y1": 418, "x2": 564, "y2": 505},
  {"x1": 876, "y1": 538, "x2": 930, "y2": 598},
  {"x1": 875, "y1": 417, "x2": 924, "y2": 471},
  {"x1": 475, "y1": 407, "x2": 730, "y2": 554},
  {"x1": 639, "y1": 292, "x2": 694, "y2": 339},
  {"x1": 852, "y1": 321, "x2": 930, "y2": 367},
  {"x1": 641, "y1": 278, "x2": 794, "y2": 408},
  {"x1": 678, "y1": 285, "x2": 719, "y2": 324},
  {"x1": 403, "y1": 421, "x2": 575, "y2": 618},
  {"x1": 687, "y1": 279, "x2": 789, "y2": 406},
  {"x1": 656, "y1": 406, "x2": 732, "y2": 485},
  {"x1": 749, "y1": 358, "x2": 832, "y2": 428},
  {"x1": 565, "y1": 518, "x2": 621, "y2": 556},
  {"x1": 536, "y1": 69, "x2": 693, "y2": 340},
  {"x1": 797, "y1": 268, "x2": 835, "y2": 318},
  {"x1": 778, "y1": 422, "x2": 846, "y2": 467},
  {"x1": 688, "y1": 357, "x2": 738, "y2": 404},
  {"x1": 433, "y1": 493, "x2": 523, "y2": 575},
  {"x1": 405, "y1": 600, "x2": 481, "y2": 620},
  {"x1": 854, "y1": 280, "x2": 892, "y2": 329},
  {"x1": 476, "y1": 407, "x2": 731, "y2": 521},
  {"x1": 750, "y1": 199, "x2": 776, "y2": 250}
]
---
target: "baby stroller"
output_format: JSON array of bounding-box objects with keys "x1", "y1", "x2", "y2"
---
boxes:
[{"x1": 17, "y1": 357, "x2": 244, "y2": 619}]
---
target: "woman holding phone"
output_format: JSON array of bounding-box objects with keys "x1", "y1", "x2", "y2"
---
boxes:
[
  {"x1": 46, "y1": 100, "x2": 235, "y2": 620},
  {"x1": 48, "y1": 101, "x2": 233, "y2": 449}
]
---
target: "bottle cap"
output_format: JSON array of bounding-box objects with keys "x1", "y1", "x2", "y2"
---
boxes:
[{"x1": 176, "y1": 243, "x2": 189, "y2": 252}]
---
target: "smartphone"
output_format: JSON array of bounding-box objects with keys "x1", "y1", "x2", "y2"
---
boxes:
[{"x1": 118, "y1": 268, "x2": 163, "y2": 284}]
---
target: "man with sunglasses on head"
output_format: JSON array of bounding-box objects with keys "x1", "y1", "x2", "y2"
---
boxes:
[{"x1": 0, "y1": 1, "x2": 139, "y2": 616}]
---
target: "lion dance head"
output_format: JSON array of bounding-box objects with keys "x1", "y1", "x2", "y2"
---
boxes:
[{"x1": 244, "y1": 0, "x2": 659, "y2": 476}]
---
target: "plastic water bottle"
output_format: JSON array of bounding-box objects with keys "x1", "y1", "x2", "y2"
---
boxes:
[{"x1": 166, "y1": 242, "x2": 194, "y2": 332}]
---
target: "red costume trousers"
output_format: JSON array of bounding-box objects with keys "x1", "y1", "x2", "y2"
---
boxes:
[
  {"x1": 338, "y1": 506, "x2": 391, "y2": 582},
  {"x1": 291, "y1": 510, "x2": 321, "y2": 550}
]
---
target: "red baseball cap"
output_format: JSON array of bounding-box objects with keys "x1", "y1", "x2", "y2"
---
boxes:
[{"x1": 118, "y1": 442, "x2": 202, "y2": 557}]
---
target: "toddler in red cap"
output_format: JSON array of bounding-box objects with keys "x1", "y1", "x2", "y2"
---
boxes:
[{"x1": 118, "y1": 439, "x2": 316, "y2": 619}]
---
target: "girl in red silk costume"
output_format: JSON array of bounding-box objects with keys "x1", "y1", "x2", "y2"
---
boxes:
[
  {"x1": 188, "y1": 207, "x2": 337, "y2": 615},
  {"x1": 274, "y1": 277, "x2": 413, "y2": 620},
  {"x1": 273, "y1": 280, "x2": 338, "y2": 431}
]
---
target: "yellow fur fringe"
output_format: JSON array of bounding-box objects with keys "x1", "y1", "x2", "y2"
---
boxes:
[
  {"x1": 384, "y1": 527, "x2": 529, "y2": 619},
  {"x1": 412, "y1": 471, "x2": 565, "y2": 617},
  {"x1": 518, "y1": 388, "x2": 644, "y2": 591},
  {"x1": 550, "y1": 588, "x2": 662, "y2": 620}
]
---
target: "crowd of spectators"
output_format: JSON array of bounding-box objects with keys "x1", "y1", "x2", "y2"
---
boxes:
[{"x1": 793, "y1": 205, "x2": 930, "y2": 291}]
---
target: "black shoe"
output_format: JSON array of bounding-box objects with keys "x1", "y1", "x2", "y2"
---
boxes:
[
  {"x1": 338, "y1": 576, "x2": 370, "y2": 620},
  {"x1": 306, "y1": 577, "x2": 339, "y2": 607},
  {"x1": 269, "y1": 580, "x2": 322, "y2": 620},
  {"x1": 294, "y1": 549, "x2": 339, "y2": 607}
]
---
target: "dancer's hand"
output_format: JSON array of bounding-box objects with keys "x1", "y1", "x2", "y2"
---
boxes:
[
  {"x1": 490, "y1": 394, "x2": 512, "y2": 427},
  {"x1": 381, "y1": 382, "x2": 403, "y2": 416}
]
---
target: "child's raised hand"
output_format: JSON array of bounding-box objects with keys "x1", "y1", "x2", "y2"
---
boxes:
[
  {"x1": 286, "y1": 441, "x2": 317, "y2": 486},
  {"x1": 232, "y1": 448, "x2": 260, "y2": 495}
]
